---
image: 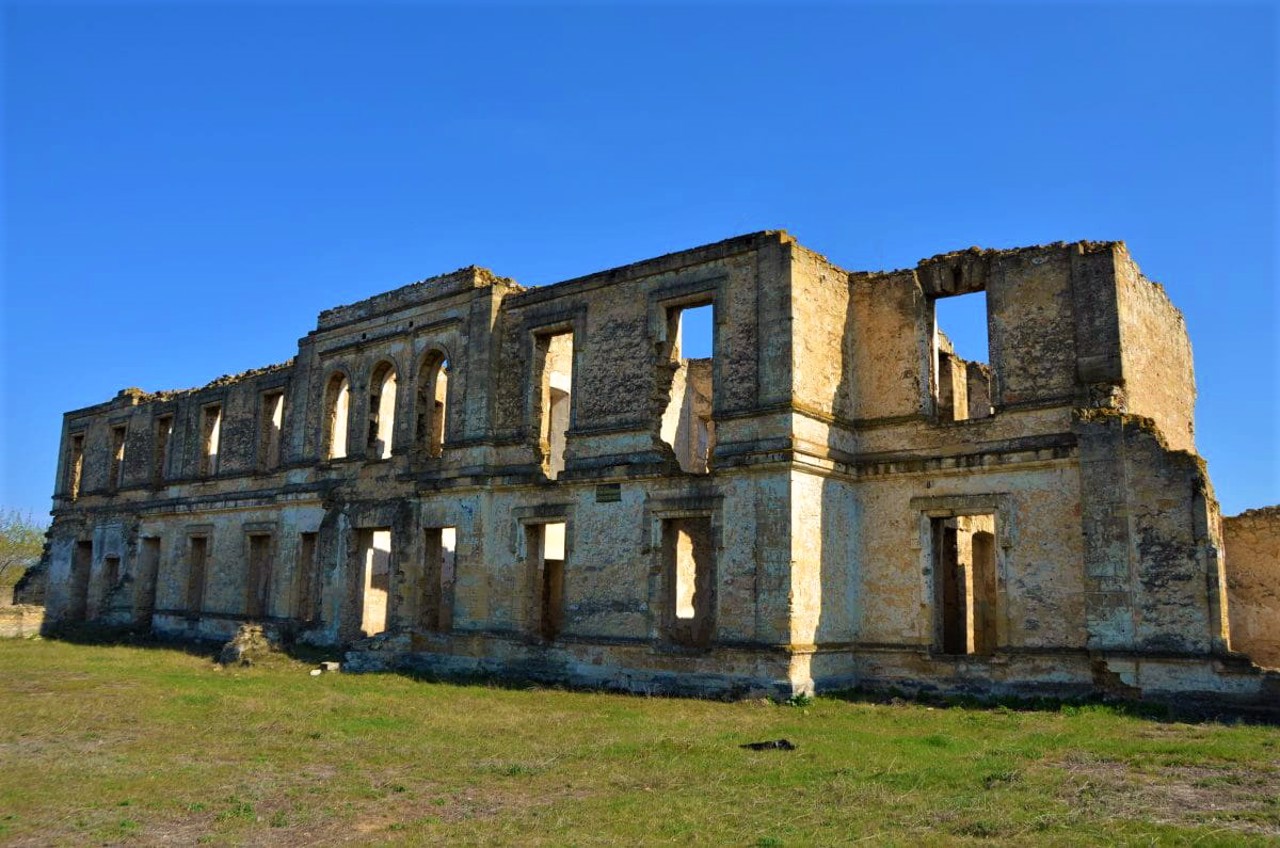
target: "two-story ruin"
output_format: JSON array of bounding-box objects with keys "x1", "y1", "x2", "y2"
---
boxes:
[{"x1": 39, "y1": 232, "x2": 1278, "y2": 703}]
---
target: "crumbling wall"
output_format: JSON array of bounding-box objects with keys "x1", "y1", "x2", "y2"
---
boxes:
[
  {"x1": 846, "y1": 269, "x2": 928, "y2": 422},
  {"x1": 1224, "y1": 507, "x2": 1280, "y2": 668},
  {"x1": 1114, "y1": 246, "x2": 1197, "y2": 453},
  {"x1": 1075, "y1": 409, "x2": 1226, "y2": 655},
  {"x1": 40, "y1": 231, "x2": 1269, "y2": 704}
]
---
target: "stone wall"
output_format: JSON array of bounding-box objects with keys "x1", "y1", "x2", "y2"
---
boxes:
[
  {"x1": 36, "y1": 231, "x2": 1276, "y2": 705},
  {"x1": 1224, "y1": 507, "x2": 1280, "y2": 668},
  {"x1": 0, "y1": 605, "x2": 44, "y2": 638}
]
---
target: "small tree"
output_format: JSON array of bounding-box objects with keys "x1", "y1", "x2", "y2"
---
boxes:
[{"x1": 0, "y1": 509, "x2": 46, "y2": 590}]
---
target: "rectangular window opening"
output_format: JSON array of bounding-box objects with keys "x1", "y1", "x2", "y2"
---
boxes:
[
  {"x1": 358, "y1": 528, "x2": 392, "y2": 637},
  {"x1": 259, "y1": 392, "x2": 285, "y2": 471},
  {"x1": 660, "y1": 302, "x2": 716, "y2": 474},
  {"x1": 67, "y1": 433, "x2": 85, "y2": 500},
  {"x1": 137, "y1": 537, "x2": 161, "y2": 626},
  {"x1": 421, "y1": 526, "x2": 457, "y2": 632},
  {"x1": 246, "y1": 533, "x2": 273, "y2": 619},
  {"x1": 536, "y1": 332, "x2": 573, "y2": 480},
  {"x1": 663, "y1": 516, "x2": 715, "y2": 647},
  {"x1": 153, "y1": 416, "x2": 173, "y2": 488},
  {"x1": 186, "y1": 536, "x2": 209, "y2": 618},
  {"x1": 296, "y1": 532, "x2": 318, "y2": 623},
  {"x1": 526, "y1": 522, "x2": 565, "y2": 640},
  {"x1": 933, "y1": 292, "x2": 992, "y2": 422},
  {"x1": 68, "y1": 540, "x2": 92, "y2": 621},
  {"x1": 200, "y1": 405, "x2": 222, "y2": 476},
  {"x1": 109, "y1": 425, "x2": 127, "y2": 492},
  {"x1": 932, "y1": 513, "x2": 998, "y2": 656}
]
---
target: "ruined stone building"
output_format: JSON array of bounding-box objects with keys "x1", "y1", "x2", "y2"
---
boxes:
[{"x1": 39, "y1": 232, "x2": 1279, "y2": 704}]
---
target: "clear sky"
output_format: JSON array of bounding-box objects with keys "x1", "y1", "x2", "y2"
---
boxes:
[{"x1": 2, "y1": 1, "x2": 1276, "y2": 520}]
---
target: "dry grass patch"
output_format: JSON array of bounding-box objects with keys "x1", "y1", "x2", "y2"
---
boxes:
[{"x1": 2, "y1": 639, "x2": 1278, "y2": 846}]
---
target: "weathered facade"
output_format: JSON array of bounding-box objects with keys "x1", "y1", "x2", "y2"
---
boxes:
[{"x1": 39, "y1": 232, "x2": 1278, "y2": 703}]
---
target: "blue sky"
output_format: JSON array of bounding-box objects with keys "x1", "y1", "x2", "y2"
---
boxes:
[{"x1": 2, "y1": 1, "x2": 1276, "y2": 519}]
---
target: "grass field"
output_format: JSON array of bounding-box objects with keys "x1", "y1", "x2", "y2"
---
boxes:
[{"x1": 0, "y1": 638, "x2": 1277, "y2": 846}]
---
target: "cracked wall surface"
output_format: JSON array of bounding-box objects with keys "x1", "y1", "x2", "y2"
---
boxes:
[{"x1": 37, "y1": 232, "x2": 1277, "y2": 704}]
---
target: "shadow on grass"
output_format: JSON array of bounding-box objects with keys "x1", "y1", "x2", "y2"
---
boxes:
[
  {"x1": 35, "y1": 623, "x2": 1279, "y2": 726},
  {"x1": 39, "y1": 621, "x2": 343, "y2": 666},
  {"x1": 825, "y1": 685, "x2": 1280, "y2": 727}
]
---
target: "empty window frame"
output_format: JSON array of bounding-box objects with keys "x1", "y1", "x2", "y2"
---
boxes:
[
  {"x1": 932, "y1": 292, "x2": 993, "y2": 422},
  {"x1": 108, "y1": 424, "x2": 127, "y2": 492},
  {"x1": 534, "y1": 330, "x2": 573, "y2": 480},
  {"x1": 932, "y1": 513, "x2": 998, "y2": 656},
  {"x1": 525, "y1": 522, "x2": 566, "y2": 640},
  {"x1": 663, "y1": 516, "x2": 716, "y2": 647},
  {"x1": 659, "y1": 301, "x2": 716, "y2": 474},
  {"x1": 199, "y1": 405, "x2": 222, "y2": 476},
  {"x1": 367, "y1": 362, "x2": 397, "y2": 460},
  {"x1": 186, "y1": 535, "x2": 210, "y2": 617},
  {"x1": 415, "y1": 352, "x2": 449, "y2": 457},
  {"x1": 66, "y1": 433, "x2": 85, "y2": 500},
  {"x1": 68, "y1": 540, "x2": 93, "y2": 621},
  {"x1": 323, "y1": 373, "x2": 351, "y2": 460},
  {"x1": 295, "y1": 532, "x2": 319, "y2": 623},
  {"x1": 259, "y1": 391, "x2": 285, "y2": 471},
  {"x1": 245, "y1": 533, "x2": 274, "y2": 619},
  {"x1": 136, "y1": 537, "x2": 161, "y2": 627},
  {"x1": 153, "y1": 415, "x2": 173, "y2": 487},
  {"x1": 420, "y1": 526, "x2": 457, "y2": 632},
  {"x1": 357, "y1": 528, "x2": 392, "y2": 637}
]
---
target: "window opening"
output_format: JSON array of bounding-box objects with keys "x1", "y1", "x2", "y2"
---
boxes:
[
  {"x1": 416, "y1": 354, "x2": 449, "y2": 457},
  {"x1": 68, "y1": 540, "x2": 92, "y2": 621},
  {"x1": 421, "y1": 526, "x2": 457, "y2": 632},
  {"x1": 67, "y1": 433, "x2": 85, "y2": 500},
  {"x1": 186, "y1": 536, "x2": 209, "y2": 617},
  {"x1": 246, "y1": 534, "x2": 273, "y2": 619},
  {"x1": 660, "y1": 303, "x2": 715, "y2": 474},
  {"x1": 137, "y1": 537, "x2": 161, "y2": 627},
  {"x1": 153, "y1": 416, "x2": 173, "y2": 488},
  {"x1": 526, "y1": 522, "x2": 566, "y2": 640},
  {"x1": 535, "y1": 332, "x2": 573, "y2": 480},
  {"x1": 367, "y1": 363, "x2": 397, "y2": 459},
  {"x1": 296, "y1": 532, "x2": 318, "y2": 623},
  {"x1": 663, "y1": 516, "x2": 715, "y2": 647},
  {"x1": 933, "y1": 292, "x2": 992, "y2": 421},
  {"x1": 259, "y1": 392, "x2": 284, "y2": 471},
  {"x1": 323, "y1": 374, "x2": 351, "y2": 460},
  {"x1": 358, "y1": 528, "x2": 392, "y2": 637},
  {"x1": 199, "y1": 405, "x2": 222, "y2": 476},
  {"x1": 109, "y1": 425, "x2": 126, "y2": 492},
  {"x1": 932, "y1": 514, "x2": 997, "y2": 656}
]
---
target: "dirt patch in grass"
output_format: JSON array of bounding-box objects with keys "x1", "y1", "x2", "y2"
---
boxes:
[{"x1": 1050, "y1": 752, "x2": 1280, "y2": 836}]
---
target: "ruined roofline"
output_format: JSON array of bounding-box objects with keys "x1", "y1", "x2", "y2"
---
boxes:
[
  {"x1": 315, "y1": 266, "x2": 521, "y2": 332},
  {"x1": 63, "y1": 361, "x2": 295, "y2": 418},
  {"x1": 1228, "y1": 505, "x2": 1280, "y2": 521},
  {"x1": 507, "y1": 230, "x2": 793, "y2": 305},
  {"x1": 848, "y1": 240, "x2": 1128, "y2": 291}
]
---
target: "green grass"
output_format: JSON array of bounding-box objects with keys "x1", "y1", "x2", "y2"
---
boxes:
[{"x1": 0, "y1": 639, "x2": 1277, "y2": 846}]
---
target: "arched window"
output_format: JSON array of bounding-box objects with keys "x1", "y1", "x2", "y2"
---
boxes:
[
  {"x1": 367, "y1": 362, "x2": 397, "y2": 460},
  {"x1": 323, "y1": 373, "x2": 350, "y2": 460},
  {"x1": 415, "y1": 352, "x2": 449, "y2": 457}
]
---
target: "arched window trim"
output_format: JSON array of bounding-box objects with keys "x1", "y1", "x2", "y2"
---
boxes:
[
  {"x1": 367, "y1": 360, "x2": 399, "y2": 460},
  {"x1": 322, "y1": 370, "x2": 352, "y2": 460},
  {"x1": 416, "y1": 347, "x2": 451, "y2": 457}
]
